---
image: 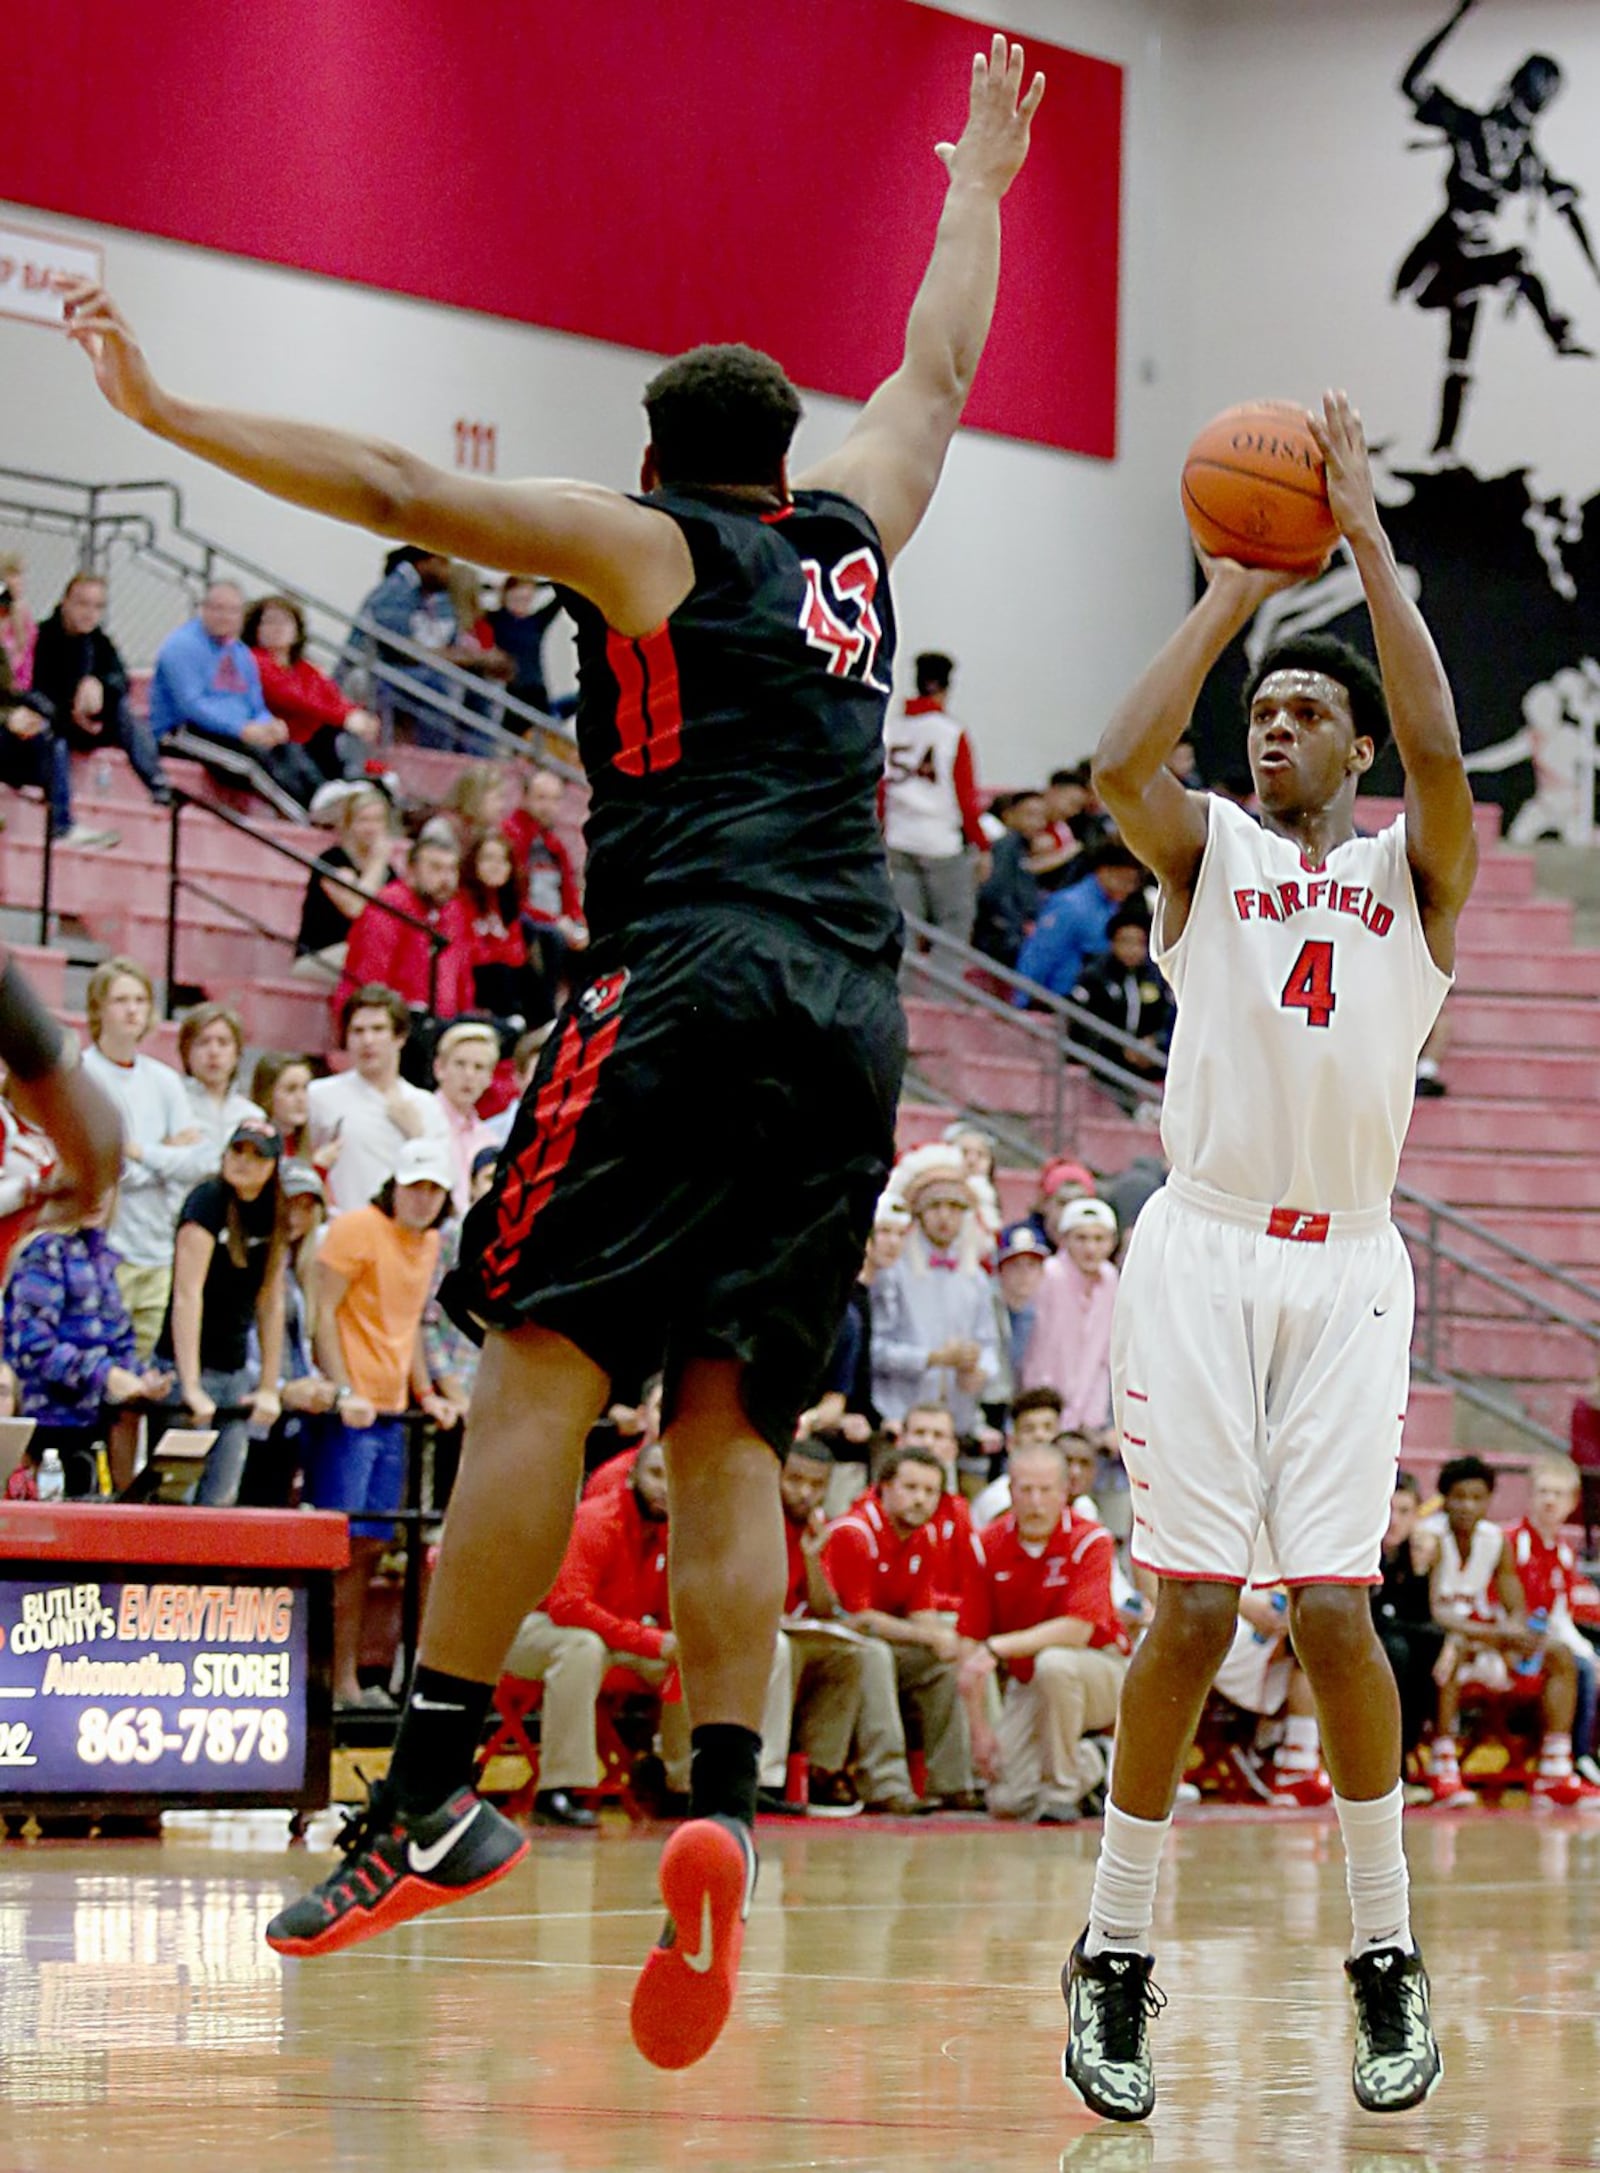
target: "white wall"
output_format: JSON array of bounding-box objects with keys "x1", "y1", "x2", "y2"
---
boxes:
[{"x1": 0, "y1": 0, "x2": 1205, "y2": 789}]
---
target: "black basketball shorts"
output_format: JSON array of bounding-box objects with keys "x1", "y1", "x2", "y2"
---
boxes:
[{"x1": 443, "y1": 905, "x2": 906, "y2": 1452}]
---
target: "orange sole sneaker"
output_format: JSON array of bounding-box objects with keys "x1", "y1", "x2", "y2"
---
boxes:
[{"x1": 630, "y1": 1815, "x2": 756, "y2": 2070}]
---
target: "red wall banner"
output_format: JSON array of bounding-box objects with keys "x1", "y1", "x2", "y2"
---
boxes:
[{"x1": 5, "y1": 2, "x2": 1122, "y2": 458}]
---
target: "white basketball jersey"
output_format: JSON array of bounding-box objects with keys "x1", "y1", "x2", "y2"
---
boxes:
[
  {"x1": 1155, "y1": 796, "x2": 1451, "y2": 1213},
  {"x1": 882, "y1": 707, "x2": 968, "y2": 858}
]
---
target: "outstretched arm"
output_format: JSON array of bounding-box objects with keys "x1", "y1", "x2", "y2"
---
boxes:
[
  {"x1": 1309, "y1": 391, "x2": 1477, "y2": 969},
  {"x1": 59, "y1": 284, "x2": 690, "y2": 638},
  {"x1": 797, "y1": 35, "x2": 1044, "y2": 563},
  {"x1": 1401, "y1": 0, "x2": 1473, "y2": 106},
  {"x1": 1091, "y1": 557, "x2": 1301, "y2": 923}
]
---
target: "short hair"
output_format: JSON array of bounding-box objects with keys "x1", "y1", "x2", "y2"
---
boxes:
[
  {"x1": 86, "y1": 956, "x2": 154, "y2": 1041},
  {"x1": 339, "y1": 983, "x2": 410, "y2": 1044},
  {"x1": 177, "y1": 1000, "x2": 244, "y2": 1076},
  {"x1": 1011, "y1": 1386, "x2": 1065, "y2": 1422},
  {"x1": 1009, "y1": 1437, "x2": 1071, "y2": 1478},
  {"x1": 1244, "y1": 633, "x2": 1392, "y2": 755},
  {"x1": 643, "y1": 344, "x2": 803, "y2": 488},
  {"x1": 1393, "y1": 1470, "x2": 1421, "y2": 1500},
  {"x1": 1049, "y1": 762, "x2": 1091, "y2": 790},
  {"x1": 241, "y1": 593, "x2": 307, "y2": 664},
  {"x1": 203, "y1": 578, "x2": 245, "y2": 604},
  {"x1": 901, "y1": 1402, "x2": 957, "y2": 1435},
  {"x1": 410, "y1": 821, "x2": 460, "y2": 862},
  {"x1": 1084, "y1": 839, "x2": 1144, "y2": 876},
  {"x1": 915, "y1": 652, "x2": 954, "y2": 695},
  {"x1": 1107, "y1": 904, "x2": 1150, "y2": 938},
  {"x1": 61, "y1": 570, "x2": 106, "y2": 603},
  {"x1": 1439, "y1": 1454, "x2": 1496, "y2": 1497},
  {"x1": 784, "y1": 1436, "x2": 833, "y2": 1469},
  {"x1": 1534, "y1": 1454, "x2": 1582, "y2": 1501},
  {"x1": 876, "y1": 1444, "x2": 945, "y2": 1490}
]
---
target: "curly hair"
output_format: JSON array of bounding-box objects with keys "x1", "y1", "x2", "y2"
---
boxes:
[
  {"x1": 1244, "y1": 633, "x2": 1392, "y2": 754},
  {"x1": 643, "y1": 344, "x2": 803, "y2": 487}
]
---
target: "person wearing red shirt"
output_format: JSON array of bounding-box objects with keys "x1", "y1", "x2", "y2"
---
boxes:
[
  {"x1": 246, "y1": 594, "x2": 382, "y2": 783},
  {"x1": 823, "y1": 1445, "x2": 975, "y2": 1809},
  {"x1": 504, "y1": 765, "x2": 587, "y2": 956},
  {"x1": 958, "y1": 1439, "x2": 1129, "y2": 1822},
  {"x1": 1507, "y1": 1457, "x2": 1600, "y2": 1791},
  {"x1": 336, "y1": 822, "x2": 476, "y2": 1025},
  {"x1": 506, "y1": 1440, "x2": 688, "y2": 1823},
  {"x1": 899, "y1": 1402, "x2": 977, "y2": 1614}
]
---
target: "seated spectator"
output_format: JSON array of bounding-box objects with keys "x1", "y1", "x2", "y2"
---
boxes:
[
  {"x1": 177, "y1": 1002, "x2": 258, "y2": 1164},
  {"x1": 81, "y1": 957, "x2": 213, "y2": 1357},
  {"x1": 293, "y1": 785, "x2": 397, "y2": 983},
  {"x1": 1210, "y1": 1587, "x2": 1331, "y2": 1807},
  {"x1": 776, "y1": 1437, "x2": 919, "y2": 1816},
  {"x1": 245, "y1": 594, "x2": 381, "y2": 784},
  {"x1": 239, "y1": 1158, "x2": 337, "y2": 1507},
  {"x1": 335, "y1": 822, "x2": 475, "y2": 1027},
  {"x1": 506, "y1": 1440, "x2": 685, "y2": 1826},
  {"x1": 430, "y1": 1020, "x2": 500, "y2": 1213},
  {"x1": 971, "y1": 1387, "x2": 1071, "y2": 1529},
  {"x1": 441, "y1": 763, "x2": 511, "y2": 849},
  {"x1": 882, "y1": 649, "x2": 988, "y2": 943},
  {"x1": 1014, "y1": 842, "x2": 1146, "y2": 1004},
  {"x1": 1021, "y1": 1199, "x2": 1118, "y2": 1441},
  {"x1": 148, "y1": 581, "x2": 323, "y2": 812},
  {"x1": 994, "y1": 1224, "x2": 1051, "y2": 1389},
  {"x1": 0, "y1": 552, "x2": 37, "y2": 686},
  {"x1": 308, "y1": 1138, "x2": 460, "y2": 1706},
  {"x1": 1506, "y1": 1457, "x2": 1599, "y2": 1787},
  {"x1": 1428, "y1": 1454, "x2": 1594, "y2": 1809},
  {"x1": 823, "y1": 1444, "x2": 976, "y2": 1811},
  {"x1": 479, "y1": 1024, "x2": 552, "y2": 1150},
  {"x1": 870, "y1": 1165, "x2": 999, "y2": 1439},
  {"x1": 504, "y1": 765, "x2": 588, "y2": 984},
  {"x1": 461, "y1": 829, "x2": 553, "y2": 1026},
  {"x1": 250, "y1": 1050, "x2": 339, "y2": 1182},
  {"x1": 307, "y1": 984, "x2": 450, "y2": 1215},
  {"x1": 476, "y1": 575, "x2": 564, "y2": 718},
  {"x1": 1038, "y1": 761, "x2": 1111, "y2": 869},
  {"x1": 343, "y1": 546, "x2": 487, "y2": 748},
  {"x1": 898, "y1": 1402, "x2": 976, "y2": 1615},
  {"x1": 1372, "y1": 1472, "x2": 1444, "y2": 1763},
  {"x1": 973, "y1": 788, "x2": 1050, "y2": 967},
  {"x1": 154, "y1": 1116, "x2": 286, "y2": 1506},
  {"x1": 1025, "y1": 1158, "x2": 1096, "y2": 1251},
  {"x1": 4, "y1": 1203, "x2": 171, "y2": 1496},
  {"x1": 958, "y1": 1438, "x2": 1129, "y2": 1822},
  {"x1": 1069, "y1": 909, "x2": 1174, "y2": 1112},
  {"x1": 0, "y1": 628, "x2": 117, "y2": 851},
  {"x1": 30, "y1": 572, "x2": 171, "y2": 804}
]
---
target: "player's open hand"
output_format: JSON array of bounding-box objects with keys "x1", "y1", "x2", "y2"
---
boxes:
[
  {"x1": 936, "y1": 33, "x2": 1045, "y2": 198},
  {"x1": 1307, "y1": 390, "x2": 1383, "y2": 550},
  {"x1": 1193, "y1": 543, "x2": 1315, "y2": 611},
  {"x1": 57, "y1": 279, "x2": 163, "y2": 429}
]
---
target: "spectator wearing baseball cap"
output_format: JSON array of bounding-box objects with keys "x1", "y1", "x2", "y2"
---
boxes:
[
  {"x1": 871, "y1": 1163, "x2": 999, "y2": 1438},
  {"x1": 1028, "y1": 1158, "x2": 1096, "y2": 1249},
  {"x1": 153, "y1": 1115, "x2": 288, "y2": 1507},
  {"x1": 1020, "y1": 1197, "x2": 1120, "y2": 1439},
  {"x1": 240, "y1": 1158, "x2": 334, "y2": 1507},
  {"x1": 996, "y1": 1222, "x2": 1051, "y2": 1385},
  {"x1": 308, "y1": 1133, "x2": 463, "y2": 1707}
]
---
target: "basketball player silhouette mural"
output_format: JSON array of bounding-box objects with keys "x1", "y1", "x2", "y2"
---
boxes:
[{"x1": 1395, "y1": 0, "x2": 1599, "y2": 457}]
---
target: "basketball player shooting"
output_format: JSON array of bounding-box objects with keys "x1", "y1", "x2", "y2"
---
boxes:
[
  {"x1": 1062, "y1": 392, "x2": 1477, "y2": 2122},
  {"x1": 61, "y1": 37, "x2": 1044, "y2": 2071}
]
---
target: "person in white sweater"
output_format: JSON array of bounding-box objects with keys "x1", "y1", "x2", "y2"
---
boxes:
[
  {"x1": 80, "y1": 956, "x2": 214, "y2": 1356},
  {"x1": 306, "y1": 983, "x2": 449, "y2": 1216}
]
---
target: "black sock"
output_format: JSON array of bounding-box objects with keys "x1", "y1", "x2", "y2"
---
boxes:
[
  {"x1": 386, "y1": 1666, "x2": 495, "y2": 1813},
  {"x1": 688, "y1": 1723, "x2": 761, "y2": 1828}
]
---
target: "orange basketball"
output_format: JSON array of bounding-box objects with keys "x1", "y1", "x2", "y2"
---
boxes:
[{"x1": 1181, "y1": 400, "x2": 1337, "y2": 573}]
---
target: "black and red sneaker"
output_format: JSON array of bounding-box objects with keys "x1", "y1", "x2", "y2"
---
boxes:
[
  {"x1": 630, "y1": 1815, "x2": 757, "y2": 2069},
  {"x1": 265, "y1": 1780, "x2": 528, "y2": 1958}
]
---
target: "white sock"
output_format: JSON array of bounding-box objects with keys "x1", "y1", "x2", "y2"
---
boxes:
[
  {"x1": 1334, "y1": 1785, "x2": 1412, "y2": 1956},
  {"x1": 1279, "y1": 1714, "x2": 1320, "y2": 1770},
  {"x1": 1085, "y1": 1802, "x2": 1171, "y2": 1957},
  {"x1": 1541, "y1": 1732, "x2": 1573, "y2": 1778}
]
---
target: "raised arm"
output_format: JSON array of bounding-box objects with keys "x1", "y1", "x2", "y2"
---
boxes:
[
  {"x1": 60, "y1": 284, "x2": 690, "y2": 639},
  {"x1": 1091, "y1": 557, "x2": 1299, "y2": 916},
  {"x1": 797, "y1": 35, "x2": 1044, "y2": 563},
  {"x1": 1309, "y1": 390, "x2": 1477, "y2": 969},
  {"x1": 1401, "y1": 0, "x2": 1473, "y2": 107}
]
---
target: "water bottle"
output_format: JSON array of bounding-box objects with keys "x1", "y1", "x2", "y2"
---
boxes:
[
  {"x1": 1251, "y1": 1589, "x2": 1290, "y2": 1645},
  {"x1": 1515, "y1": 1607, "x2": 1549, "y2": 1677},
  {"x1": 36, "y1": 1449, "x2": 64, "y2": 1503}
]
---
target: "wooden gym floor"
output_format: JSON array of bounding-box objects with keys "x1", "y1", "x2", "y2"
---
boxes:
[{"x1": 0, "y1": 1805, "x2": 1595, "y2": 2172}]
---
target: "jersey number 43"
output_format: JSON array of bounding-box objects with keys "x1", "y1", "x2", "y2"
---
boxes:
[{"x1": 798, "y1": 551, "x2": 889, "y2": 692}]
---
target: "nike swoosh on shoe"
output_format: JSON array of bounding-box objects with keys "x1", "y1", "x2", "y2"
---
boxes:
[{"x1": 408, "y1": 1803, "x2": 482, "y2": 1875}]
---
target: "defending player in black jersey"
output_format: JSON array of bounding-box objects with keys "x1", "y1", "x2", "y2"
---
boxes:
[{"x1": 64, "y1": 35, "x2": 1044, "y2": 2067}]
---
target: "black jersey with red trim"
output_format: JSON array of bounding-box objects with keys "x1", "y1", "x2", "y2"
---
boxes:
[{"x1": 563, "y1": 485, "x2": 901, "y2": 961}]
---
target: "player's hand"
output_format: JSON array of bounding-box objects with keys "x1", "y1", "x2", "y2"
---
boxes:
[
  {"x1": 1194, "y1": 545, "x2": 1315, "y2": 610},
  {"x1": 58, "y1": 280, "x2": 166, "y2": 429},
  {"x1": 1307, "y1": 390, "x2": 1383, "y2": 550},
  {"x1": 936, "y1": 33, "x2": 1045, "y2": 200}
]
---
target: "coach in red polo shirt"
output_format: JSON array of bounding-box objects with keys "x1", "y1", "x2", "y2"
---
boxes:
[
  {"x1": 958, "y1": 1437, "x2": 1129, "y2": 1823},
  {"x1": 824, "y1": 1444, "x2": 975, "y2": 1810}
]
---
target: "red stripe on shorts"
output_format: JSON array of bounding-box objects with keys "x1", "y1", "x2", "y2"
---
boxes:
[
  {"x1": 481, "y1": 1013, "x2": 622, "y2": 1298},
  {"x1": 607, "y1": 632, "x2": 649, "y2": 777}
]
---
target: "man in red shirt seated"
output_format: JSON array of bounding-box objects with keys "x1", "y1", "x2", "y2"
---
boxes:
[
  {"x1": 957, "y1": 1438, "x2": 1130, "y2": 1823},
  {"x1": 1506, "y1": 1456, "x2": 1600, "y2": 1790},
  {"x1": 823, "y1": 1444, "x2": 976, "y2": 1811},
  {"x1": 337, "y1": 821, "x2": 476, "y2": 1026},
  {"x1": 899, "y1": 1401, "x2": 977, "y2": 1615},
  {"x1": 504, "y1": 1439, "x2": 686, "y2": 1825}
]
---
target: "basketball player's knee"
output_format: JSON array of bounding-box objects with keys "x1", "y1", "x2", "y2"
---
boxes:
[
  {"x1": 1286, "y1": 1585, "x2": 1378, "y2": 1677},
  {"x1": 1154, "y1": 1581, "x2": 1239, "y2": 1678}
]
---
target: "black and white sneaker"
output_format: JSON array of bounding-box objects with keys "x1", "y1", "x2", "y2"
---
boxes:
[
  {"x1": 1344, "y1": 1945, "x2": 1443, "y2": 2112},
  {"x1": 265, "y1": 1778, "x2": 528, "y2": 1957},
  {"x1": 1061, "y1": 1932, "x2": 1165, "y2": 2123}
]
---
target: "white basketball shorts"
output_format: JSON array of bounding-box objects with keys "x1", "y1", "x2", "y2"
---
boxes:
[{"x1": 1111, "y1": 1174, "x2": 1412, "y2": 1587}]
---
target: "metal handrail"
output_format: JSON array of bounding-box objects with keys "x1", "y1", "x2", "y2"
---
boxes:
[{"x1": 162, "y1": 787, "x2": 447, "y2": 1018}]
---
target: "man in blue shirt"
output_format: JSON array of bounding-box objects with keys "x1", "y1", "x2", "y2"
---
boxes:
[
  {"x1": 1014, "y1": 841, "x2": 1145, "y2": 1003},
  {"x1": 343, "y1": 547, "x2": 491, "y2": 749},
  {"x1": 149, "y1": 581, "x2": 322, "y2": 809}
]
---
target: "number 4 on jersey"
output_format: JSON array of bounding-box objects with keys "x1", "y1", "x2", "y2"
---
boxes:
[{"x1": 1280, "y1": 939, "x2": 1336, "y2": 1029}]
